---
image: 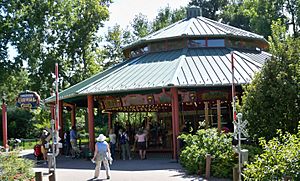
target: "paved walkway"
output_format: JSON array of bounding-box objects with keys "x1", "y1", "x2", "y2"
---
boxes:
[
  {"x1": 22, "y1": 150, "x2": 199, "y2": 181},
  {"x1": 22, "y1": 150, "x2": 231, "y2": 181}
]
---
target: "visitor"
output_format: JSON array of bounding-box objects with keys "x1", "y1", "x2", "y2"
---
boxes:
[
  {"x1": 92, "y1": 134, "x2": 111, "y2": 180},
  {"x1": 119, "y1": 129, "x2": 131, "y2": 160},
  {"x1": 108, "y1": 129, "x2": 116, "y2": 160},
  {"x1": 40, "y1": 129, "x2": 48, "y2": 163},
  {"x1": 64, "y1": 130, "x2": 71, "y2": 157},
  {"x1": 135, "y1": 128, "x2": 148, "y2": 160},
  {"x1": 70, "y1": 126, "x2": 80, "y2": 159}
]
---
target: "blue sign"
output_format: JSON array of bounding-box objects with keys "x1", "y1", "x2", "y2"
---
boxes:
[{"x1": 16, "y1": 91, "x2": 40, "y2": 109}]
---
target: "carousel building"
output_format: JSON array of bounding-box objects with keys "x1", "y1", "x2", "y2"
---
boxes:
[{"x1": 46, "y1": 7, "x2": 271, "y2": 159}]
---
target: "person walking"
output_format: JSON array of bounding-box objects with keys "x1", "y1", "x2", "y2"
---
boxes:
[
  {"x1": 135, "y1": 128, "x2": 148, "y2": 160},
  {"x1": 70, "y1": 126, "x2": 80, "y2": 158},
  {"x1": 40, "y1": 130, "x2": 49, "y2": 163},
  {"x1": 92, "y1": 134, "x2": 111, "y2": 180},
  {"x1": 119, "y1": 129, "x2": 131, "y2": 160},
  {"x1": 64, "y1": 130, "x2": 71, "y2": 157},
  {"x1": 108, "y1": 129, "x2": 116, "y2": 160}
]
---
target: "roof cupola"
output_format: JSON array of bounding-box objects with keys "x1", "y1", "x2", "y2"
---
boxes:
[{"x1": 187, "y1": 6, "x2": 202, "y2": 18}]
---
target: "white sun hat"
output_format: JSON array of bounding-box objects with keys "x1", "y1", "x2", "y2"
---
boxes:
[{"x1": 96, "y1": 134, "x2": 106, "y2": 142}]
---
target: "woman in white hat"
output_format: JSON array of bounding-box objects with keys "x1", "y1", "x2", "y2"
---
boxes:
[{"x1": 92, "y1": 134, "x2": 111, "y2": 180}]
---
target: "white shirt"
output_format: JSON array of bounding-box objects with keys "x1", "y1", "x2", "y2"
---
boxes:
[{"x1": 109, "y1": 133, "x2": 116, "y2": 144}]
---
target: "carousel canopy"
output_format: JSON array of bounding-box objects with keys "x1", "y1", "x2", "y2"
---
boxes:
[{"x1": 45, "y1": 7, "x2": 271, "y2": 104}]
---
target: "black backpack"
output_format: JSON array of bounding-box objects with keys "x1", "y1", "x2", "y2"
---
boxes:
[{"x1": 120, "y1": 134, "x2": 127, "y2": 144}]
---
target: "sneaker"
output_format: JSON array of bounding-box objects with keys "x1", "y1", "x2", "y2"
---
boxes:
[{"x1": 107, "y1": 176, "x2": 110, "y2": 179}]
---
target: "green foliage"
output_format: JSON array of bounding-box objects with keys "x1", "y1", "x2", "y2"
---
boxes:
[
  {"x1": 1, "y1": 0, "x2": 111, "y2": 99},
  {"x1": 241, "y1": 144, "x2": 262, "y2": 163},
  {"x1": 0, "y1": 108, "x2": 37, "y2": 140},
  {"x1": 152, "y1": 6, "x2": 186, "y2": 32},
  {"x1": 243, "y1": 129, "x2": 300, "y2": 180},
  {"x1": 0, "y1": 151, "x2": 34, "y2": 180},
  {"x1": 179, "y1": 128, "x2": 236, "y2": 178},
  {"x1": 131, "y1": 13, "x2": 151, "y2": 38},
  {"x1": 242, "y1": 20, "x2": 300, "y2": 141}
]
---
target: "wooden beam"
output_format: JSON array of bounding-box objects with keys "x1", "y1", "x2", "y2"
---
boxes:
[
  {"x1": 171, "y1": 87, "x2": 180, "y2": 160},
  {"x1": 217, "y1": 100, "x2": 221, "y2": 133},
  {"x1": 59, "y1": 100, "x2": 63, "y2": 139},
  {"x1": 204, "y1": 102, "x2": 209, "y2": 128},
  {"x1": 88, "y1": 95, "x2": 95, "y2": 152}
]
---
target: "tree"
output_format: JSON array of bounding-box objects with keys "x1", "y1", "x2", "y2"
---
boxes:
[
  {"x1": 189, "y1": 0, "x2": 228, "y2": 20},
  {"x1": 221, "y1": 1, "x2": 251, "y2": 31},
  {"x1": 242, "y1": 20, "x2": 300, "y2": 141},
  {"x1": 221, "y1": 0, "x2": 286, "y2": 38},
  {"x1": 131, "y1": 13, "x2": 151, "y2": 39},
  {"x1": 1, "y1": 0, "x2": 111, "y2": 99},
  {"x1": 102, "y1": 25, "x2": 134, "y2": 69},
  {"x1": 151, "y1": 6, "x2": 186, "y2": 32}
]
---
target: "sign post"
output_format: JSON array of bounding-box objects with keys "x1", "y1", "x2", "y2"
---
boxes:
[
  {"x1": 233, "y1": 113, "x2": 248, "y2": 181},
  {"x1": 49, "y1": 63, "x2": 61, "y2": 181},
  {"x1": 2, "y1": 94, "x2": 8, "y2": 151}
]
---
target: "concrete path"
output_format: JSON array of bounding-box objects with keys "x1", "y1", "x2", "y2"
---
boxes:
[
  {"x1": 21, "y1": 150, "x2": 231, "y2": 181},
  {"x1": 22, "y1": 150, "x2": 199, "y2": 181}
]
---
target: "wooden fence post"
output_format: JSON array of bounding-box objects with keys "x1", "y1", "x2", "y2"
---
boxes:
[{"x1": 205, "y1": 154, "x2": 212, "y2": 179}]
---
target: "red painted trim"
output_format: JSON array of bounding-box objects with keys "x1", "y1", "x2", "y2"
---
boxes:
[
  {"x1": 59, "y1": 100, "x2": 64, "y2": 139},
  {"x1": 88, "y1": 95, "x2": 95, "y2": 152},
  {"x1": 171, "y1": 87, "x2": 180, "y2": 160}
]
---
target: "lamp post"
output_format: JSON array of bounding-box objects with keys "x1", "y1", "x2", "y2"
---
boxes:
[{"x1": 2, "y1": 93, "x2": 8, "y2": 151}]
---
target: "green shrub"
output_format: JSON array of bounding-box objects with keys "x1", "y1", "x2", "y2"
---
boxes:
[
  {"x1": 179, "y1": 128, "x2": 236, "y2": 178},
  {"x1": 243, "y1": 130, "x2": 300, "y2": 180},
  {"x1": 241, "y1": 144, "x2": 262, "y2": 163},
  {"x1": 0, "y1": 151, "x2": 35, "y2": 180}
]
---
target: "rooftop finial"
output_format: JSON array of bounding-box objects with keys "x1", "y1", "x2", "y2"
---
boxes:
[{"x1": 187, "y1": 6, "x2": 202, "y2": 19}]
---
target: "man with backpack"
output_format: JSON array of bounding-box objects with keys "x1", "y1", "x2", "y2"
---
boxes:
[{"x1": 119, "y1": 129, "x2": 131, "y2": 160}]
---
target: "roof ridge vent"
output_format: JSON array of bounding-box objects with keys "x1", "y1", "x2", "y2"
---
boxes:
[{"x1": 187, "y1": 6, "x2": 202, "y2": 19}]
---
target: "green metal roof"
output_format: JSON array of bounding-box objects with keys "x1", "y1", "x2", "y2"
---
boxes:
[
  {"x1": 45, "y1": 47, "x2": 271, "y2": 103},
  {"x1": 124, "y1": 16, "x2": 268, "y2": 50}
]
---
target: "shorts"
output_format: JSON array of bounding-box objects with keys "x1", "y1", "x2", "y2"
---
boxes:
[
  {"x1": 41, "y1": 146, "x2": 47, "y2": 155},
  {"x1": 137, "y1": 142, "x2": 146, "y2": 150}
]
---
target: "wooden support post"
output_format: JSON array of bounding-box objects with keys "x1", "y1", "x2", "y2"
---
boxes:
[
  {"x1": 88, "y1": 95, "x2": 95, "y2": 152},
  {"x1": 204, "y1": 102, "x2": 209, "y2": 128},
  {"x1": 59, "y1": 100, "x2": 63, "y2": 139},
  {"x1": 108, "y1": 112, "x2": 112, "y2": 132},
  {"x1": 71, "y1": 104, "x2": 76, "y2": 127},
  {"x1": 217, "y1": 100, "x2": 221, "y2": 133},
  {"x1": 35, "y1": 171, "x2": 42, "y2": 181},
  {"x1": 171, "y1": 87, "x2": 180, "y2": 160},
  {"x1": 205, "y1": 154, "x2": 212, "y2": 179}
]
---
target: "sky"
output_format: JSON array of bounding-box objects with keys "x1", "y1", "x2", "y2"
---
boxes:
[
  {"x1": 101, "y1": 0, "x2": 190, "y2": 30},
  {"x1": 9, "y1": 0, "x2": 190, "y2": 61}
]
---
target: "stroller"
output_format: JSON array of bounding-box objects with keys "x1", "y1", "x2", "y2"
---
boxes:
[{"x1": 34, "y1": 144, "x2": 44, "y2": 162}]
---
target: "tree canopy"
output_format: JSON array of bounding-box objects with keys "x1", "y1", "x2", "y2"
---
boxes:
[{"x1": 242, "y1": 20, "x2": 300, "y2": 141}]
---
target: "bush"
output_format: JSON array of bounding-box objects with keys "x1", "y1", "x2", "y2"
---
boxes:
[
  {"x1": 0, "y1": 151, "x2": 35, "y2": 180},
  {"x1": 241, "y1": 144, "x2": 262, "y2": 163},
  {"x1": 179, "y1": 128, "x2": 236, "y2": 178},
  {"x1": 243, "y1": 130, "x2": 300, "y2": 180}
]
